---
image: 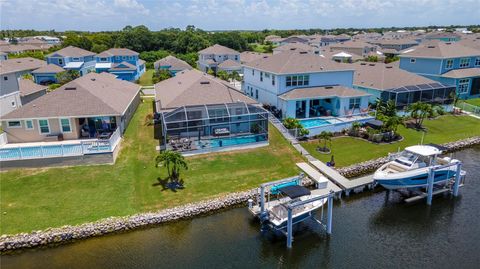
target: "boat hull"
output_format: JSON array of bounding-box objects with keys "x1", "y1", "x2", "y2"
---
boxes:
[{"x1": 374, "y1": 167, "x2": 457, "y2": 190}]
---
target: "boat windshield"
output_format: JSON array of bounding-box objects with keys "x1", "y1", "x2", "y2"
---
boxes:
[{"x1": 394, "y1": 151, "x2": 418, "y2": 167}]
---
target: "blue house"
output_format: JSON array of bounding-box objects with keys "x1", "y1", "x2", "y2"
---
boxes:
[
  {"x1": 399, "y1": 41, "x2": 480, "y2": 99},
  {"x1": 31, "y1": 64, "x2": 65, "y2": 84},
  {"x1": 46, "y1": 46, "x2": 96, "y2": 76},
  {"x1": 243, "y1": 51, "x2": 371, "y2": 119},
  {"x1": 95, "y1": 48, "x2": 145, "y2": 81}
]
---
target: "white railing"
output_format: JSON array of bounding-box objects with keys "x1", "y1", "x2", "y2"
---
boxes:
[
  {"x1": 0, "y1": 132, "x2": 7, "y2": 146},
  {"x1": 457, "y1": 102, "x2": 480, "y2": 116},
  {"x1": 286, "y1": 114, "x2": 374, "y2": 138},
  {"x1": 0, "y1": 128, "x2": 122, "y2": 161}
]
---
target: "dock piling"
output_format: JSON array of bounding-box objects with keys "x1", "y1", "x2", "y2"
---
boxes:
[
  {"x1": 286, "y1": 208, "x2": 293, "y2": 248},
  {"x1": 326, "y1": 191, "x2": 333, "y2": 234},
  {"x1": 426, "y1": 167, "x2": 435, "y2": 206},
  {"x1": 453, "y1": 162, "x2": 462, "y2": 197}
]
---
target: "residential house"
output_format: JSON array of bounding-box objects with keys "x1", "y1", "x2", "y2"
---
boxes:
[
  {"x1": 239, "y1": 51, "x2": 270, "y2": 65},
  {"x1": 46, "y1": 46, "x2": 96, "y2": 76},
  {"x1": 352, "y1": 62, "x2": 456, "y2": 110},
  {"x1": 424, "y1": 32, "x2": 461, "y2": 42},
  {"x1": 95, "y1": 48, "x2": 146, "y2": 81},
  {"x1": 197, "y1": 44, "x2": 240, "y2": 73},
  {"x1": 18, "y1": 78, "x2": 48, "y2": 105},
  {"x1": 217, "y1": 59, "x2": 242, "y2": 74},
  {"x1": 329, "y1": 40, "x2": 378, "y2": 58},
  {"x1": 273, "y1": 42, "x2": 320, "y2": 55},
  {"x1": 372, "y1": 39, "x2": 419, "y2": 56},
  {"x1": 0, "y1": 52, "x2": 7, "y2": 61},
  {"x1": 153, "y1": 55, "x2": 192, "y2": 75},
  {"x1": 1, "y1": 72, "x2": 140, "y2": 143},
  {"x1": 0, "y1": 57, "x2": 46, "y2": 116},
  {"x1": 154, "y1": 69, "x2": 268, "y2": 154},
  {"x1": 399, "y1": 41, "x2": 480, "y2": 98},
  {"x1": 242, "y1": 51, "x2": 371, "y2": 120},
  {"x1": 31, "y1": 64, "x2": 65, "y2": 84}
]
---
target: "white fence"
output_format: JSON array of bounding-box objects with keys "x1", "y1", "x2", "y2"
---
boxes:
[
  {"x1": 286, "y1": 115, "x2": 374, "y2": 138},
  {"x1": 457, "y1": 102, "x2": 480, "y2": 116},
  {"x1": 0, "y1": 128, "x2": 122, "y2": 161}
]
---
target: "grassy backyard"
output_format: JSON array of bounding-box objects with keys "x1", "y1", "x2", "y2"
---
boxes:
[
  {"x1": 138, "y1": 69, "x2": 154, "y2": 86},
  {"x1": 0, "y1": 101, "x2": 303, "y2": 235},
  {"x1": 460, "y1": 98, "x2": 480, "y2": 107},
  {"x1": 301, "y1": 115, "x2": 480, "y2": 168}
]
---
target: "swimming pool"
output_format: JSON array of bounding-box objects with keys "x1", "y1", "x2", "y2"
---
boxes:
[
  {"x1": 300, "y1": 118, "x2": 333, "y2": 128},
  {"x1": 198, "y1": 134, "x2": 267, "y2": 149}
]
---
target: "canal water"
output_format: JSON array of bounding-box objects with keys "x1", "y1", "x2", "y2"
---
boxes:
[{"x1": 2, "y1": 146, "x2": 479, "y2": 269}]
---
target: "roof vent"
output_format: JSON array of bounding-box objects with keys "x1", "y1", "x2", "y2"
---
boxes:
[
  {"x1": 299, "y1": 51, "x2": 308, "y2": 54},
  {"x1": 91, "y1": 78, "x2": 96, "y2": 81},
  {"x1": 360, "y1": 62, "x2": 367, "y2": 65},
  {"x1": 386, "y1": 66, "x2": 393, "y2": 69},
  {"x1": 445, "y1": 42, "x2": 451, "y2": 45},
  {"x1": 263, "y1": 56, "x2": 268, "y2": 58},
  {"x1": 200, "y1": 81, "x2": 210, "y2": 85},
  {"x1": 427, "y1": 45, "x2": 435, "y2": 48},
  {"x1": 369, "y1": 63, "x2": 375, "y2": 66},
  {"x1": 65, "y1": 87, "x2": 76, "y2": 90},
  {"x1": 325, "y1": 86, "x2": 334, "y2": 89}
]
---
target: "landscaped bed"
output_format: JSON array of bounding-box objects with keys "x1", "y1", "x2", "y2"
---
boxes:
[
  {"x1": 301, "y1": 114, "x2": 480, "y2": 168},
  {"x1": 0, "y1": 101, "x2": 303, "y2": 235}
]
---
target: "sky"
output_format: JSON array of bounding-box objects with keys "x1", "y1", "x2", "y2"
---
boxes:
[{"x1": 0, "y1": 0, "x2": 479, "y2": 31}]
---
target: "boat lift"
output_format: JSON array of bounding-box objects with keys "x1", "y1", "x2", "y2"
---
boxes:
[
  {"x1": 248, "y1": 174, "x2": 335, "y2": 248},
  {"x1": 403, "y1": 160, "x2": 466, "y2": 205}
]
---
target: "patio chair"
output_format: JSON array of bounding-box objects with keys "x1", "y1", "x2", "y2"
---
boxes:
[
  {"x1": 360, "y1": 105, "x2": 371, "y2": 116},
  {"x1": 344, "y1": 108, "x2": 353, "y2": 118}
]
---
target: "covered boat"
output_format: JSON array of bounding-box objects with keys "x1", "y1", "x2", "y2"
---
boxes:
[{"x1": 373, "y1": 145, "x2": 459, "y2": 190}]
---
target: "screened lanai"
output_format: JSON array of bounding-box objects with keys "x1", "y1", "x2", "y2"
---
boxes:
[
  {"x1": 380, "y1": 82, "x2": 456, "y2": 109},
  {"x1": 160, "y1": 102, "x2": 269, "y2": 153}
]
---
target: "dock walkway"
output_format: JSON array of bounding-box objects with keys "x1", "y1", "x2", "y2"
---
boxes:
[
  {"x1": 310, "y1": 160, "x2": 374, "y2": 193},
  {"x1": 296, "y1": 162, "x2": 342, "y2": 194}
]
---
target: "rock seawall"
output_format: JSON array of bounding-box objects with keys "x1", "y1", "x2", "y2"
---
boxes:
[
  {"x1": 337, "y1": 136, "x2": 480, "y2": 178},
  {"x1": 1, "y1": 136, "x2": 478, "y2": 252}
]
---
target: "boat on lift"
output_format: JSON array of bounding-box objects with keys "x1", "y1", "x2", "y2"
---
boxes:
[{"x1": 373, "y1": 145, "x2": 459, "y2": 190}]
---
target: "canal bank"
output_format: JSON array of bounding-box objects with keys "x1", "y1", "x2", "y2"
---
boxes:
[
  {"x1": 1, "y1": 137, "x2": 479, "y2": 252},
  {"x1": 2, "y1": 145, "x2": 479, "y2": 268}
]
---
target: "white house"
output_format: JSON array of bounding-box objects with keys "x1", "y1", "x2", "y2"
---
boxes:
[{"x1": 197, "y1": 44, "x2": 240, "y2": 73}]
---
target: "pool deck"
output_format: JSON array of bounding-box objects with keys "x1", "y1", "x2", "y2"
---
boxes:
[{"x1": 0, "y1": 140, "x2": 86, "y2": 149}]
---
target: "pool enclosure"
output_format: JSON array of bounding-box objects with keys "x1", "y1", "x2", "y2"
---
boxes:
[
  {"x1": 159, "y1": 102, "x2": 269, "y2": 154},
  {"x1": 380, "y1": 82, "x2": 456, "y2": 109}
]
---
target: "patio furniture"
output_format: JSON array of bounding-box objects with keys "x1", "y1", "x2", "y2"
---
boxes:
[
  {"x1": 98, "y1": 132, "x2": 111, "y2": 140},
  {"x1": 213, "y1": 128, "x2": 230, "y2": 136}
]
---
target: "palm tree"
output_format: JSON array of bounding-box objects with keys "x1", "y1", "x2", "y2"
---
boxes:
[
  {"x1": 385, "y1": 115, "x2": 404, "y2": 134},
  {"x1": 317, "y1": 131, "x2": 333, "y2": 152},
  {"x1": 155, "y1": 150, "x2": 188, "y2": 183},
  {"x1": 406, "y1": 102, "x2": 432, "y2": 129}
]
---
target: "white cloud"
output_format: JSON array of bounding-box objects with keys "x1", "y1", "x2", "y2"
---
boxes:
[{"x1": 114, "y1": 0, "x2": 149, "y2": 15}]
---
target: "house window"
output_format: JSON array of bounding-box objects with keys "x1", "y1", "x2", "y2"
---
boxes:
[
  {"x1": 445, "y1": 59, "x2": 453, "y2": 69},
  {"x1": 475, "y1": 57, "x2": 480, "y2": 67},
  {"x1": 38, "y1": 119, "x2": 50, "y2": 134},
  {"x1": 410, "y1": 58, "x2": 416, "y2": 63},
  {"x1": 252, "y1": 69, "x2": 254, "y2": 76},
  {"x1": 255, "y1": 89, "x2": 258, "y2": 99},
  {"x1": 25, "y1": 120, "x2": 34, "y2": 130},
  {"x1": 7, "y1": 121, "x2": 22, "y2": 128},
  {"x1": 58, "y1": 59, "x2": 63, "y2": 65},
  {"x1": 260, "y1": 72, "x2": 263, "y2": 82},
  {"x1": 59, "y1": 118, "x2": 72, "y2": 133},
  {"x1": 458, "y1": 79, "x2": 470, "y2": 94},
  {"x1": 235, "y1": 55, "x2": 238, "y2": 61},
  {"x1": 265, "y1": 73, "x2": 270, "y2": 78},
  {"x1": 11, "y1": 101, "x2": 15, "y2": 107},
  {"x1": 3, "y1": 76, "x2": 7, "y2": 81},
  {"x1": 349, "y1": 98, "x2": 361, "y2": 109},
  {"x1": 122, "y1": 56, "x2": 127, "y2": 60},
  {"x1": 286, "y1": 75, "x2": 309, "y2": 87},
  {"x1": 272, "y1": 74, "x2": 275, "y2": 86},
  {"x1": 100, "y1": 57, "x2": 107, "y2": 62},
  {"x1": 459, "y1": 58, "x2": 470, "y2": 68},
  {"x1": 72, "y1": 57, "x2": 80, "y2": 61}
]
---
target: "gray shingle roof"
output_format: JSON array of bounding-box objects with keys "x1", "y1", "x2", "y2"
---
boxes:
[
  {"x1": 154, "y1": 55, "x2": 192, "y2": 71},
  {"x1": 218, "y1": 59, "x2": 241, "y2": 69},
  {"x1": 0, "y1": 57, "x2": 47, "y2": 75},
  {"x1": 243, "y1": 51, "x2": 353, "y2": 74},
  {"x1": 441, "y1": 68, "x2": 480, "y2": 79},
  {"x1": 352, "y1": 62, "x2": 435, "y2": 90},
  {"x1": 2, "y1": 72, "x2": 140, "y2": 120},
  {"x1": 240, "y1": 51, "x2": 270, "y2": 64},
  {"x1": 279, "y1": 85, "x2": 370, "y2": 100},
  {"x1": 18, "y1": 79, "x2": 48, "y2": 97},
  {"x1": 154, "y1": 69, "x2": 255, "y2": 110},
  {"x1": 47, "y1": 46, "x2": 95, "y2": 58},
  {"x1": 31, "y1": 63, "x2": 65, "y2": 74},
  {"x1": 400, "y1": 40, "x2": 480, "y2": 58},
  {"x1": 198, "y1": 44, "x2": 239, "y2": 55},
  {"x1": 96, "y1": 48, "x2": 139, "y2": 57}
]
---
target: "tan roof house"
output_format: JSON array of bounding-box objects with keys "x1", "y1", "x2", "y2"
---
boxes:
[
  {"x1": 197, "y1": 44, "x2": 240, "y2": 73},
  {"x1": 153, "y1": 55, "x2": 192, "y2": 75}
]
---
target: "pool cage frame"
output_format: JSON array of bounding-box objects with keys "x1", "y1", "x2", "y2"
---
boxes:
[
  {"x1": 380, "y1": 82, "x2": 456, "y2": 109},
  {"x1": 159, "y1": 102, "x2": 269, "y2": 152}
]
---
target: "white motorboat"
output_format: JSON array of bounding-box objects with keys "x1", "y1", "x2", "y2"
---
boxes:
[{"x1": 373, "y1": 145, "x2": 459, "y2": 190}]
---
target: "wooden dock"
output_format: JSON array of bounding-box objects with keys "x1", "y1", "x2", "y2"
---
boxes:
[
  {"x1": 296, "y1": 162, "x2": 342, "y2": 194},
  {"x1": 309, "y1": 160, "x2": 374, "y2": 194}
]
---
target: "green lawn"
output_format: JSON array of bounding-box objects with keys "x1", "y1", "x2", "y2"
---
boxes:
[
  {"x1": 460, "y1": 98, "x2": 480, "y2": 107},
  {"x1": 301, "y1": 115, "x2": 480, "y2": 168},
  {"x1": 0, "y1": 101, "x2": 303, "y2": 235},
  {"x1": 138, "y1": 69, "x2": 154, "y2": 86}
]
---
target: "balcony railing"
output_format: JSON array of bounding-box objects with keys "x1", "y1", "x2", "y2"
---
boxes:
[{"x1": 0, "y1": 128, "x2": 122, "y2": 161}]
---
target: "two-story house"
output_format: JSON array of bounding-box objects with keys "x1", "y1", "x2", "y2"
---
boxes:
[
  {"x1": 242, "y1": 51, "x2": 370, "y2": 119},
  {"x1": 399, "y1": 41, "x2": 480, "y2": 98},
  {"x1": 153, "y1": 55, "x2": 192, "y2": 75},
  {"x1": 95, "y1": 48, "x2": 146, "y2": 81},
  {"x1": 424, "y1": 32, "x2": 461, "y2": 42},
  {"x1": 329, "y1": 40, "x2": 378, "y2": 58},
  {"x1": 0, "y1": 57, "x2": 46, "y2": 116},
  {"x1": 197, "y1": 44, "x2": 240, "y2": 73},
  {"x1": 46, "y1": 46, "x2": 96, "y2": 76}
]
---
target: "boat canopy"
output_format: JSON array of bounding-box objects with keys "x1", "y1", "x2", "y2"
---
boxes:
[
  {"x1": 405, "y1": 145, "x2": 442, "y2": 157},
  {"x1": 278, "y1": 185, "x2": 311, "y2": 199}
]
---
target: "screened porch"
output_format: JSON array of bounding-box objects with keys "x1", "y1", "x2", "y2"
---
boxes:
[
  {"x1": 380, "y1": 82, "x2": 456, "y2": 109},
  {"x1": 160, "y1": 102, "x2": 269, "y2": 153}
]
